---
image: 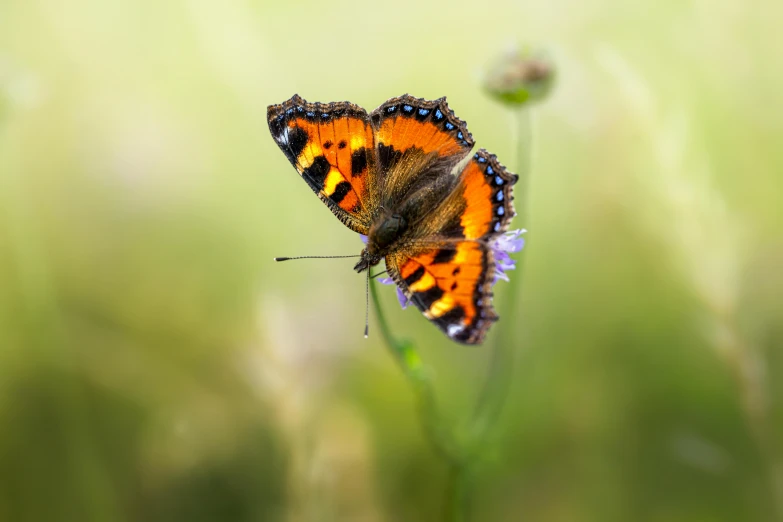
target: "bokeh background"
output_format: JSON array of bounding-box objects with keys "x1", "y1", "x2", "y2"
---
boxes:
[{"x1": 1, "y1": 1, "x2": 782, "y2": 521}]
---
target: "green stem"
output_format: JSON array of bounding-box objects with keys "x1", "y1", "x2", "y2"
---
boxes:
[
  {"x1": 444, "y1": 463, "x2": 469, "y2": 522},
  {"x1": 466, "y1": 107, "x2": 533, "y2": 455},
  {"x1": 369, "y1": 278, "x2": 462, "y2": 467}
]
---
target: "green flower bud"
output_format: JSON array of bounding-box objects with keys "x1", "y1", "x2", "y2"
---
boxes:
[{"x1": 483, "y1": 46, "x2": 555, "y2": 107}]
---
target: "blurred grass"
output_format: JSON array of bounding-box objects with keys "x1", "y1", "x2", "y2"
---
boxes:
[{"x1": 1, "y1": 0, "x2": 782, "y2": 521}]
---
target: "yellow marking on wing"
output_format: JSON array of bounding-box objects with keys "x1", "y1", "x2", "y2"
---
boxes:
[
  {"x1": 350, "y1": 134, "x2": 366, "y2": 151},
  {"x1": 298, "y1": 142, "x2": 323, "y2": 170},
  {"x1": 454, "y1": 246, "x2": 467, "y2": 264},
  {"x1": 429, "y1": 295, "x2": 456, "y2": 318},
  {"x1": 409, "y1": 271, "x2": 435, "y2": 292},
  {"x1": 451, "y1": 242, "x2": 481, "y2": 265},
  {"x1": 323, "y1": 168, "x2": 344, "y2": 196}
]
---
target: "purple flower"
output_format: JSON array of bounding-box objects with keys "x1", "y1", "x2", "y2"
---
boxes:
[
  {"x1": 491, "y1": 229, "x2": 526, "y2": 283},
  {"x1": 377, "y1": 276, "x2": 411, "y2": 309}
]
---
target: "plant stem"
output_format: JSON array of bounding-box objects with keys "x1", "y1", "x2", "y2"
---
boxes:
[
  {"x1": 467, "y1": 107, "x2": 533, "y2": 455},
  {"x1": 369, "y1": 278, "x2": 462, "y2": 466}
]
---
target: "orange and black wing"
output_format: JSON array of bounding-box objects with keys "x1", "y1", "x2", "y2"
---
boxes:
[
  {"x1": 386, "y1": 150, "x2": 518, "y2": 344},
  {"x1": 370, "y1": 94, "x2": 474, "y2": 207},
  {"x1": 267, "y1": 95, "x2": 378, "y2": 234}
]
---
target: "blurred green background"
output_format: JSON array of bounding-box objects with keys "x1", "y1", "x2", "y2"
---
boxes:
[{"x1": 1, "y1": 0, "x2": 782, "y2": 521}]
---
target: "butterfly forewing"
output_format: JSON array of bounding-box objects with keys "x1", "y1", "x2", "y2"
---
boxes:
[
  {"x1": 267, "y1": 95, "x2": 379, "y2": 233},
  {"x1": 370, "y1": 95, "x2": 475, "y2": 209}
]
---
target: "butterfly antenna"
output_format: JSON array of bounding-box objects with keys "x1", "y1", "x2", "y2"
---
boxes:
[
  {"x1": 364, "y1": 269, "x2": 370, "y2": 339},
  {"x1": 274, "y1": 254, "x2": 361, "y2": 262}
]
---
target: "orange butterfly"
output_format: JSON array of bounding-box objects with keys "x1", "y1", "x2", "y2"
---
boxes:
[{"x1": 268, "y1": 95, "x2": 522, "y2": 344}]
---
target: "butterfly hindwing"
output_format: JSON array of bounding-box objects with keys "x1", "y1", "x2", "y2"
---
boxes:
[
  {"x1": 387, "y1": 240, "x2": 495, "y2": 344},
  {"x1": 268, "y1": 95, "x2": 378, "y2": 233},
  {"x1": 385, "y1": 149, "x2": 518, "y2": 344}
]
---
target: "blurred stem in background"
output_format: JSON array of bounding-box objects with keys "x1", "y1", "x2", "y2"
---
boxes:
[{"x1": 369, "y1": 46, "x2": 554, "y2": 522}]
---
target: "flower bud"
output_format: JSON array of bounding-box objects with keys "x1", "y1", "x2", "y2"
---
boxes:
[{"x1": 483, "y1": 46, "x2": 555, "y2": 107}]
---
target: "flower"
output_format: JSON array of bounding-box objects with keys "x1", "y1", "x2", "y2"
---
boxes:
[
  {"x1": 378, "y1": 276, "x2": 411, "y2": 309},
  {"x1": 491, "y1": 229, "x2": 526, "y2": 282},
  {"x1": 361, "y1": 230, "x2": 526, "y2": 309},
  {"x1": 483, "y1": 46, "x2": 555, "y2": 107}
]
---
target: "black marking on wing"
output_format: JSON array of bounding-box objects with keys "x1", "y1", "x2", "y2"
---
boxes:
[
  {"x1": 411, "y1": 285, "x2": 445, "y2": 309},
  {"x1": 351, "y1": 148, "x2": 367, "y2": 176},
  {"x1": 432, "y1": 249, "x2": 456, "y2": 264},
  {"x1": 330, "y1": 181, "x2": 352, "y2": 205},
  {"x1": 302, "y1": 156, "x2": 330, "y2": 192},
  {"x1": 404, "y1": 266, "x2": 426, "y2": 286},
  {"x1": 378, "y1": 143, "x2": 403, "y2": 173}
]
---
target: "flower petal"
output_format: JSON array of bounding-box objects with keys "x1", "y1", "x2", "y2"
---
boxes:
[
  {"x1": 490, "y1": 229, "x2": 527, "y2": 284},
  {"x1": 494, "y1": 229, "x2": 526, "y2": 253},
  {"x1": 397, "y1": 287, "x2": 410, "y2": 309}
]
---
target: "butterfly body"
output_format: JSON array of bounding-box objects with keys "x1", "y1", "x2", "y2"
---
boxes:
[
  {"x1": 353, "y1": 213, "x2": 406, "y2": 272},
  {"x1": 268, "y1": 94, "x2": 518, "y2": 344}
]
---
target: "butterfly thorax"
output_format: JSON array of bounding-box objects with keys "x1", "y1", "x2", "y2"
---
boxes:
[{"x1": 354, "y1": 213, "x2": 408, "y2": 273}]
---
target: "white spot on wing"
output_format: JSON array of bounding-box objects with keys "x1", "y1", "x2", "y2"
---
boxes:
[
  {"x1": 277, "y1": 126, "x2": 290, "y2": 145},
  {"x1": 447, "y1": 324, "x2": 465, "y2": 337}
]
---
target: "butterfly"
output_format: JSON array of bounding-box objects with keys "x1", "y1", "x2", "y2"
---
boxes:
[{"x1": 267, "y1": 94, "x2": 518, "y2": 344}]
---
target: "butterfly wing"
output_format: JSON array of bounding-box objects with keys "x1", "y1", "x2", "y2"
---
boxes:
[
  {"x1": 385, "y1": 149, "x2": 518, "y2": 344},
  {"x1": 370, "y1": 94, "x2": 475, "y2": 210},
  {"x1": 267, "y1": 95, "x2": 379, "y2": 234}
]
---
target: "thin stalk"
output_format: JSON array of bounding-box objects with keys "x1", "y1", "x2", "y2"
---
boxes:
[
  {"x1": 444, "y1": 462, "x2": 469, "y2": 522},
  {"x1": 466, "y1": 107, "x2": 533, "y2": 455},
  {"x1": 369, "y1": 278, "x2": 462, "y2": 466}
]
